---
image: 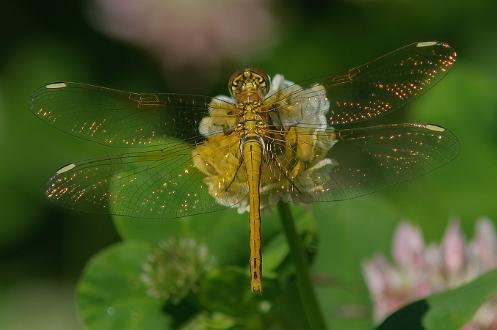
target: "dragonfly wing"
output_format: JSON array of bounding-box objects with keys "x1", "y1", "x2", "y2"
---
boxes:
[
  {"x1": 286, "y1": 123, "x2": 459, "y2": 202},
  {"x1": 46, "y1": 139, "x2": 246, "y2": 218},
  {"x1": 31, "y1": 82, "x2": 234, "y2": 147},
  {"x1": 266, "y1": 41, "x2": 456, "y2": 127}
]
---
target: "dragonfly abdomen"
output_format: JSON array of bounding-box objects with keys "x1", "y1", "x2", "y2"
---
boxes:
[{"x1": 242, "y1": 138, "x2": 264, "y2": 293}]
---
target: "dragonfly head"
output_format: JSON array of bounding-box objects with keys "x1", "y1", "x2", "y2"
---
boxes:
[{"x1": 228, "y1": 68, "x2": 270, "y2": 99}]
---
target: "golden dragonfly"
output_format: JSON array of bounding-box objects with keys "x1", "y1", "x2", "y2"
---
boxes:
[{"x1": 31, "y1": 41, "x2": 458, "y2": 293}]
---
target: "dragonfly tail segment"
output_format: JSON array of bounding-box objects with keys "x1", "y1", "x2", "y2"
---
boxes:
[{"x1": 243, "y1": 139, "x2": 263, "y2": 294}]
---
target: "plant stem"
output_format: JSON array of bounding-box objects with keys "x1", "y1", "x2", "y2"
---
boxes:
[{"x1": 277, "y1": 202, "x2": 327, "y2": 330}]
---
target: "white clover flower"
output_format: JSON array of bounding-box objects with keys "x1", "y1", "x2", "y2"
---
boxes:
[
  {"x1": 362, "y1": 218, "x2": 497, "y2": 328},
  {"x1": 141, "y1": 238, "x2": 215, "y2": 303},
  {"x1": 192, "y1": 74, "x2": 337, "y2": 213}
]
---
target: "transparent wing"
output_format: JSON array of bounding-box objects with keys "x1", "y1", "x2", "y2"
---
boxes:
[
  {"x1": 30, "y1": 82, "x2": 235, "y2": 147},
  {"x1": 265, "y1": 41, "x2": 457, "y2": 127},
  {"x1": 46, "y1": 138, "x2": 247, "y2": 218},
  {"x1": 265, "y1": 123, "x2": 458, "y2": 202}
]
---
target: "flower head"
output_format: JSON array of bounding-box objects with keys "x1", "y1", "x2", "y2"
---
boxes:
[
  {"x1": 141, "y1": 238, "x2": 215, "y2": 303},
  {"x1": 88, "y1": 0, "x2": 276, "y2": 73},
  {"x1": 362, "y1": 218, "x2": 497, "y2": 329}
]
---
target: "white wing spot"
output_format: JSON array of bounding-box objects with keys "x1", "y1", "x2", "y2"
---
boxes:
[
  {"x1": 56, "y1": 163, "x2": 76, "y2": 174},
  {"x1": 416, "y1": 41, "x2": 438, "y2": 48},
  {"x1": 46, "y1": 83, "x2": 67, "y2": 89},
  {"x1": 426, "y1": 124, "x2": 445, "y2": 132}
]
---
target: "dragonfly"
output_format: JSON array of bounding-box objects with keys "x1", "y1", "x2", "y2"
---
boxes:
[{"x1": 31, "y1": 41, "x2": 458, "y2": 294}]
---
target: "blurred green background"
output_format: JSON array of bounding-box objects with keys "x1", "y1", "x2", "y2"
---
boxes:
[{"x1": 1, "y1": 0, "x2": 497, "y2": 329}]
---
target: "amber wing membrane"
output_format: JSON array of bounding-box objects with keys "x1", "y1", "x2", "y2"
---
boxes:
[
  {"x1": 30, "y1": 82, "x2": 234, "y2": 147},
  {"x1": 31, "y1": 83, "x2": 245, "y2": 217},
  {"x1": 45, "y1": 137, "x2": 248, "y2": 218},
  {"x1": 265, "y1": 41, "x2": 457, "y2": 127},
  {"x1": 264, "y1": 123, "x2": 459, "y2": 202}
]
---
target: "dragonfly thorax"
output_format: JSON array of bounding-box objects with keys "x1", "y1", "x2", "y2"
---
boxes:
[{"x1": 234, "y1": 100, "x2": 268, "y2": 138}]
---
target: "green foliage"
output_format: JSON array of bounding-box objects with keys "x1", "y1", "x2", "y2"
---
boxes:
[
  {"x1": 198, "y1": 267, "x2": 260, "y2": 318},
  {"x1": 180, "y1": 312, "x2": 237, "y2": 330},
  {"x1": 424, "y1": 268, "x2": 497, "y2": 329},
  {"x1": 77, "y1": 241, "x2": 170, "y2": 330},
  {"x1": 377, "y1": 301, "x2": 428, "y2": 330},
  {"x1": 113, "y1": 210, "x2": 251, "y2": 266}
]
